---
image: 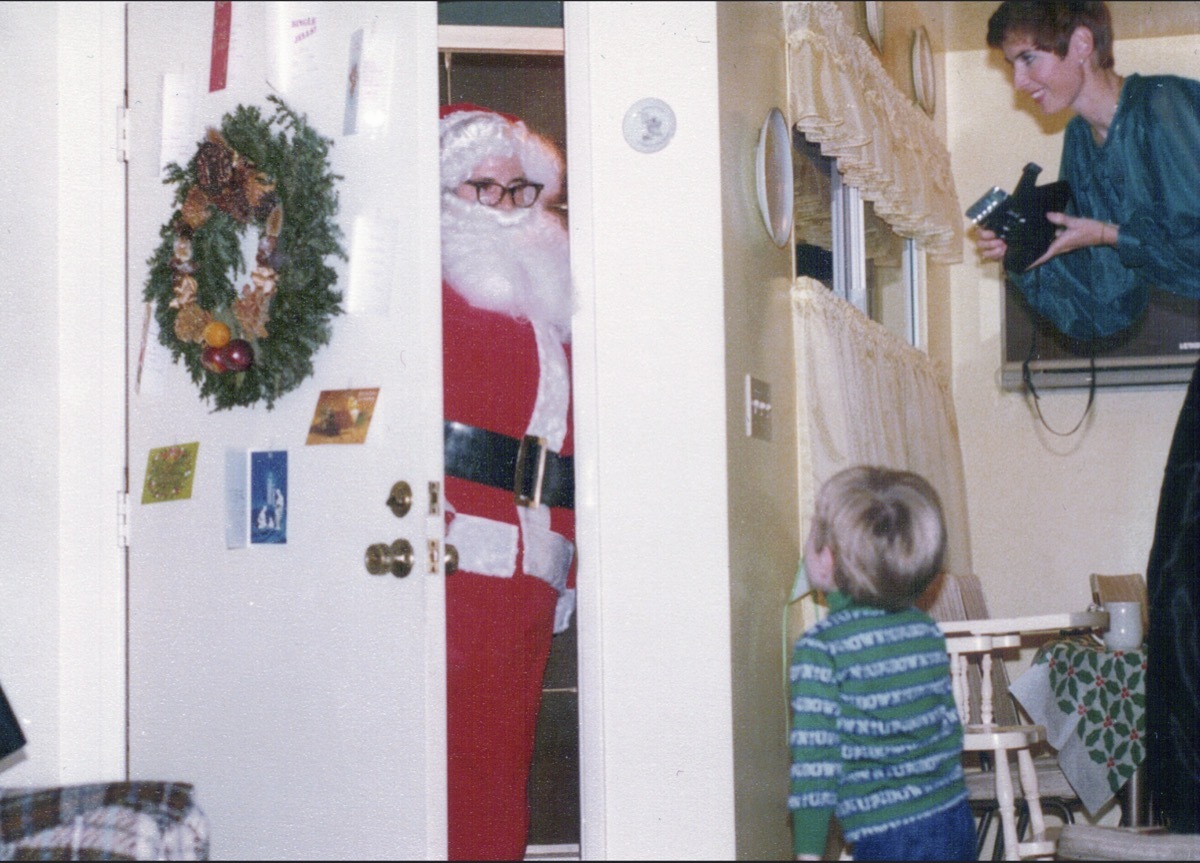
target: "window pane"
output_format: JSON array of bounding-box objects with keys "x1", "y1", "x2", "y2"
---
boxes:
[
  {"x1": 792, "y1": 132, "x2": 835, "y2": 291},
  {"x1": 792, "y1": 130, "x2": 922, "y2": 348},
  {"x1": 864, "y1": 198, "x2": 913, "y2": 345}
]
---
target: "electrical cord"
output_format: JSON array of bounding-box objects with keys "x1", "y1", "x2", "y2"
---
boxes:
[{"x1": 1021, "y1": 269, "x2": 1096, "y2": 437}]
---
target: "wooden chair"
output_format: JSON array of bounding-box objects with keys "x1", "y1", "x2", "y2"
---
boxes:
[
  {"x1": 941, "y1": 631, "x2": 1055, "y2": 861},
  {"x1": 923, "y1": 575, "x2": 1062, "y2": 858},
  {"x1": 925, "y1": 573, "x2": 1095, "y2": 861}
]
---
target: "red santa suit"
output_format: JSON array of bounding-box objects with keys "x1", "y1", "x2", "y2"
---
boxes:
[{"x1": 439, "y1": 104, "x2": 575, "y2": 861}]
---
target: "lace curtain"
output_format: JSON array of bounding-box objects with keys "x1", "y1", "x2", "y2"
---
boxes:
[
  {"x1": 785, "y1": 1, "x2": 963, "y2": 264},
  {"x1": 788, "y1": 279, "x2": 972, "y2": 632}
]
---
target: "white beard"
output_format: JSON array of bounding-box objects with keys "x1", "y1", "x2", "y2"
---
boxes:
[{"x1": 441, "y1": 194, "x2": 573, "y2": 340}]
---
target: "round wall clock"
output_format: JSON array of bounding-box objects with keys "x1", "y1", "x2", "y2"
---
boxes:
[{"x1": 911, "y1": 25, "x2": 936, "y2": 116}]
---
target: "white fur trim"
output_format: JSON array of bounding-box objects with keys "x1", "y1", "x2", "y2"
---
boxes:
[
  {"x1": 553, "y1": 589, "x2": 576, "y2": 635},
  {"x1": 440, "y1": 109, "x2": 563, "y2": 200},
  {"x1": 445, "y1": 506, "x2": 574, "y2": 607},
  {"x1": 518, "y1": 505, "x2": 574, "y2": 595},
  {"x1": 445, "y1": 512, "x2": 518, "y2": 578}
]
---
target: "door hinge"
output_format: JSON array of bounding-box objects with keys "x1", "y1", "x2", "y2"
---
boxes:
[
  {"x1": 117, "y1": 105, "x2": 130, "y2": 164},
  {"x1": 117, "y1": 491, "x2": 130, "y2": 548}
]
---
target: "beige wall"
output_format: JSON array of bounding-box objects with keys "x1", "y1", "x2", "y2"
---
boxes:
[
  {"x1": 946, "y1": 32, "x2": 1198, "y2": 620},
  {"x1": 717, "y1": 3, "x2": 798, "y2": 858}
]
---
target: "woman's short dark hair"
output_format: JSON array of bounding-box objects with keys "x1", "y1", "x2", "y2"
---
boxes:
[{"x1": 987, "y1": 1, "x2": 1115, "y2": 70}]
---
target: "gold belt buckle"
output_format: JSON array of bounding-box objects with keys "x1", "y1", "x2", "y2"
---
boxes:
[{"x1": 514, "y1": 434, "x2": 548, "y2": 508}]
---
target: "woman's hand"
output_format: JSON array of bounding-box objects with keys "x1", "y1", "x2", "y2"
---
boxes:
[
  {"x1": 1026, "y1": 212, "x2": 1113, "y2": 269},
  {"x1": 973, "y1": 226, "x2": 1008, "y2": 262}
]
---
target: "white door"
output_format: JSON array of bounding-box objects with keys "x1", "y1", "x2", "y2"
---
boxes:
[{"x1": 125, "y1": 3, "x2": 445, "y2": 859}]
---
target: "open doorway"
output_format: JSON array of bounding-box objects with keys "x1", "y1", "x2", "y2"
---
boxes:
[{"x1": 437, "y1": 15, "x2": 579, "y2": 856}]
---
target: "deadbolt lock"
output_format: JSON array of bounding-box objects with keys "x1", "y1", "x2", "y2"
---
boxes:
[
  {"x1": 364, "y1": 539, "x2": 414, "y2": 578},
  {"x1": 386, "y1": 481, "x2": 413, "y2": 518}
]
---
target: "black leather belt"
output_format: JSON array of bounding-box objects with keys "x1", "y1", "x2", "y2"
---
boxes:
[{"x1": 443, "y1": 420, "x2": 574, "y2": 510}]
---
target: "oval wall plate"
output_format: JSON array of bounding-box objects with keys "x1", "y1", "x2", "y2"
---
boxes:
[
  {"x1": 865, "y1": 0, "x2": 884, "y2": 52},
  {"x1": 912, "y1": 25, "x2": 936, "y2": 116},
  {"x1": 755, "y1": 107, "x2": 794, "y2": 248}
]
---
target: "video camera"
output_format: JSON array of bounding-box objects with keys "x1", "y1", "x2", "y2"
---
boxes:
[{"x1": 966, "y1": 162, "x2": 1071, "y2": 272}]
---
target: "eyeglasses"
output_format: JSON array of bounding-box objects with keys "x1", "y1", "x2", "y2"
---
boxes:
[{"x1": 462, "y1": 180, "x2": 544, "y2": 208}]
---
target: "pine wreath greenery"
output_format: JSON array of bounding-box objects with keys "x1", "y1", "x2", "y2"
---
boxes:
[{"x1": 144, "y1": 95, "x2": 346, "y2": 410}]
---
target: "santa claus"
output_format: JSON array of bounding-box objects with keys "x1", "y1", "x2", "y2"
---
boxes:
[{"x1": 439, "y1": 103, "x2": 575, "y2": 861}]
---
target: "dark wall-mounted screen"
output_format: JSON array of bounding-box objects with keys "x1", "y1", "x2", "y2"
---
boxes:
[{"x1": 1002, "y1": 282, "x2": 1200, "y2": 389}]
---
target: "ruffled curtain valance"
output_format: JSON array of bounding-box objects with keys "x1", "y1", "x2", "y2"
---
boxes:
[{"x1": 786, "y1": 2, "x2": 964, "y2": 264}]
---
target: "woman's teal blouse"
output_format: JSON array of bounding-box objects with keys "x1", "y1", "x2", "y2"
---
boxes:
[{"x1": 1007, "y1": 73, "x2": 1200, "y2": 340}]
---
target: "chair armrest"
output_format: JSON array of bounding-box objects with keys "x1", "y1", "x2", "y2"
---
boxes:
[{"x1": 945, "y1": 633, "x2": 1022, "y2": 653}]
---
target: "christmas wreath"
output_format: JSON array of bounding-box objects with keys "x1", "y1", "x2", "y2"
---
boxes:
[{"x1": 144, "y1": 95, "x2": 346, "y2": 410}]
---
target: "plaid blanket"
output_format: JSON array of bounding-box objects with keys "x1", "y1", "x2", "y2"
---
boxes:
[{"x1": 0, "y1": 782, "x2": 208, "y2": 860}]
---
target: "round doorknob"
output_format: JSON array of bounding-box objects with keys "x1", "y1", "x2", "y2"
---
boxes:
[
  {"x1": 386, "y1": 481, "x2": 413, "y2": 518},
  {"x1": 364, "y1": 539, "x2": 414, "y2": 578},
  {"x1": 444, "y1": 543, "x2": 458, "y2": 575}
]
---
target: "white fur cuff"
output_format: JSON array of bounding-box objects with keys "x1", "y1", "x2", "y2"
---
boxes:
[{"x1": 445, "y1": 512, "x2": 518, "y2": 578}]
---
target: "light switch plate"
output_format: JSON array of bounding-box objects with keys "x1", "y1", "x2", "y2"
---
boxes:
[{"x1": 746, "y1": 375, "x2": 772, "y2": 441}]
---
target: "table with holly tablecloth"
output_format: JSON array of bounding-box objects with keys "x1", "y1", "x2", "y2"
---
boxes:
[{"x1": 1009, "y1": 636, "x2": 1146, "y2": 820}]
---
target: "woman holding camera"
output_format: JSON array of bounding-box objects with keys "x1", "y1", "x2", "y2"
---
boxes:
[{"x1": 976, "y1": 1, "x2": 1200, "y2": 833}]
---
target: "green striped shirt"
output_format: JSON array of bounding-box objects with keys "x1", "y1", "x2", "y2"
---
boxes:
[{"x1": 788, "y1": 592, "x2": 966, "y2": 856}]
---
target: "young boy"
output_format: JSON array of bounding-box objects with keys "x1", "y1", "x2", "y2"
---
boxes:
[{"x1": 789, "y1": 466, "x2": 973, "y2": 861}]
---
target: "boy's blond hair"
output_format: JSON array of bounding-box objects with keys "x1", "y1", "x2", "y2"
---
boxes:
[{"x1": 810, "y1": 466, "x2": 946, "y2": 611}]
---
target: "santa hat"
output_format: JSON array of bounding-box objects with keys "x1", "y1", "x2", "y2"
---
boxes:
[{"x1": 439, "y1": 103, "x2": 563, "y2": 202}]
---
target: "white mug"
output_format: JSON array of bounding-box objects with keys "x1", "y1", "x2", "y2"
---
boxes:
[{"x1": 1103, "y1": 601, "x2": 1144, "y2": 651}]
